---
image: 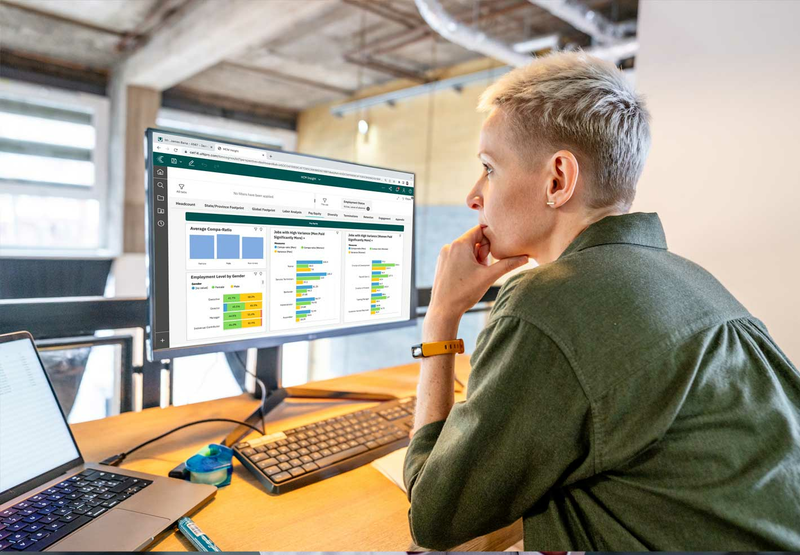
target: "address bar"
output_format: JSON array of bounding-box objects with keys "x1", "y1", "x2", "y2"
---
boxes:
[{"x1": 185, "y1": 148, "x2": 400, "y2": 184}]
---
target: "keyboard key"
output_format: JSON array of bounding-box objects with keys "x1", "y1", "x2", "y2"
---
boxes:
[
  {"x1": 0, "y1": 531, "x2": 8, "y2": 541},
  {"x1": 271, "y1": 472, "x2": 291, "y2": 483},
  {"x1": 22, "y1": 515, "x2": 42, "y2": 524},
  {"x1": 288, "y1": 467, "x2": 305, "y2": 477},
  {"x1": 315, "y1": 445, "x2": 368, "y2": 468},
  {"x1": 366, "y1": 441, "x2": 379, "y2": 450},
  {"x1": 100, "y1": 500, "x2": 119, "y2": 509},
  {"x1": 8, "y1": 532, "x2": 28, "y2": 542},
  {"x1": 3, "y1": 515, "x2": 22, "y2": 524},
  {"x1": 44, "y1": 522, "x2": 65, "y2": 531},
  {"x1": 267, "y1": 449, "x2": 280, "y2": 458},
  {"x1": 9, "y1": 538, "x2": 35, "y2": 550},
  {"x1": 302, "y1": 462, "x2": 319, "y2": 472},
  {"x1": 5, "y1": 523, "x2": 25, "y2": 532},
  {"x1": 18, "y1": 508, "x2": 37, "y2": 517},
  {"x1": 59, "y1": 514, "x2": 79, "y2": 523},
  {"x1": 11, "y1": 503, "x2": 30, "y2": 510},
  {"x1": 0, "y1": 510, "x2": 16, "y2": 518},
  {"x1": 263, "y1": 466, "x2": 281, "y2": 476},
  {"x1": 254, "y1": 446, "x2": 267, "y2": 453},
  {"x1": 0, "y1": 539, "x2": 10, "y2": 550},
  {"x1": 241, "y1": 448, "x2": 256, "y2": 456},
  {"x1": 84, "y1": 506, "x2": 107, "y2": 519},
  {"x1": 276, "y1": 454, "x2": 289, "y2": 463},
  {"x1": 23, "y1": 523, "x2": 43, "y2": 533},
  {"x1": 30, "y1": 530, "x2": 49, "y2": 541},
  {"x1": 277, "y1": 462, "x2": 292, "y2": 471},
  {"x1": 249, "y1": 453, "x2": 267, "y2": 463}
]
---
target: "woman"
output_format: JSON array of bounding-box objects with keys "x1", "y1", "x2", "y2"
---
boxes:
[{"x1": 403, "y1": 51, "x2": 800, "y2": 551}]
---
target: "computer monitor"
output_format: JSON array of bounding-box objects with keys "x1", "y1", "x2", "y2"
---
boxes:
[{"x1": 144, "y1": 129, "x2": 416, "y2": 362}]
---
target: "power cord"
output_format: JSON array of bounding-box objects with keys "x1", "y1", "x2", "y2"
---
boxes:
[
  {"x1": 99, "y1": 418, "x2": 264, "y2": 467},
  {"x1": 100, "y1": 351, "x2": 269, "y2": 468}
]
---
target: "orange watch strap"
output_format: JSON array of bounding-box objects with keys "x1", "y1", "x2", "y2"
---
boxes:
[{"x1": 421, "y1": 339, "x2": 465, "y2": 357}]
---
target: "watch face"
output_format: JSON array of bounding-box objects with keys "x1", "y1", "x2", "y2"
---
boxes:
[{"x1": 411, "y1": 345, "x2": 423, "y2": 358}]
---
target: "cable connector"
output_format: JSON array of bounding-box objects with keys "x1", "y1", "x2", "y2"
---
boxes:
[{"x1": 99, "y1": 452, "x2": 127, "y2": 466}]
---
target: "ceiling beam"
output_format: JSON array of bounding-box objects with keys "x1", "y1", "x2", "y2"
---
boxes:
[
  {"x1": 115, "y1": 0, "x2": 193, "y2": 53},
  {"x1": 116, "y1": 0, "x2": 335, "y2": 90},
  {"x1": 341, "y1": 0, "x2": 422, "y2": 29},
  {"x1": 343, "y1": 54, "x2": 429, "y2": 83},
  {"x1": 161, "y1": 86, "x2": 297, "y2": 131},
  {"x1": 0, "y1": 0, "x2": 124, "y2": 37},
  {"x1": 224, "y1": 62, "x2": 355, "y2": 96},
  {"x1": 0, "y1": 48, "x2": 109, "y2": 95}
]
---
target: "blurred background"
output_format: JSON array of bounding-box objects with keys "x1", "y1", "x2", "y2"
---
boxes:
[{"x1": 1, "y1": 0, "x2": 798, "y2": 422}]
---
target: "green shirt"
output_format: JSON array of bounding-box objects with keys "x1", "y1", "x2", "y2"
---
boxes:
[{"x1": 404, "y1": 212, "x2": 800, "y2": 551}]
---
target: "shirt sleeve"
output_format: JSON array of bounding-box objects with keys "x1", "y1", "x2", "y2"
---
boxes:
[{"x1": 403, "y1": 315, "x2": 595, "y2": 550}]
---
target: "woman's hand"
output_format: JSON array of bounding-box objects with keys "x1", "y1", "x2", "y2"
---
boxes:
[{"x1": 425, "y1": 225, "x2": 528, "y2": 335}]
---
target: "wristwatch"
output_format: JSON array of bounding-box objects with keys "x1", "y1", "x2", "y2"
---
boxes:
[{"x1": 411, "y1": 339, "x2": 465, "y2": 358}]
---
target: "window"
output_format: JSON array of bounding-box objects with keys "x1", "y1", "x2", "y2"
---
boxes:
[{"x1": 0, "y1": 80, "x2": 109, "y2": 254}]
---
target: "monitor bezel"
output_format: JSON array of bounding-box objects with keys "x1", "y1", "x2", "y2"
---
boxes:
[
  {"x1": 0, "y1": 331, "x2": 84, "y2": 506},
  {"x1": 144, "y1": 128, "x2": 418, "y2": 362}
]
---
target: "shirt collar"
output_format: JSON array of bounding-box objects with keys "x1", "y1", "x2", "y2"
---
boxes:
[{"x1": 559, "y1": 212, "x2": 668, "y2": 259}]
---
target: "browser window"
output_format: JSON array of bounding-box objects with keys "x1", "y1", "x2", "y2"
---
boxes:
[{"x1": 148, "y1": 131, "x2": 415, "y2": 352}]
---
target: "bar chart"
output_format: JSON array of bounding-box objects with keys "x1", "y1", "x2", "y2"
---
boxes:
[
  {"x1": 186, "y1": 270, "x2": 266, "y2": 340},
  {"x1": 370, "y1": 260, "x2": 396, "y2": 315},
  {"x1": 186, "y1": 223, "x2": 266, "y2": 270},
  {"x1": 344, "y1": 231, "x2": 403, "y2": 322},
  {"x1": 269, "y1": 226, "x2": 341, "y2": 330},
  {"x1": 223, "y1": 292, "x2": 263, "y2": 330},
  {"x1": 295, "y1": 260, "x2": 326, "y2": 322}
]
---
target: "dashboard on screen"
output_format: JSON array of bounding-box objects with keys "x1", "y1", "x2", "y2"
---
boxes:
[{"x1": 146, "y1": 130, "x2": 416, "y2": 359}]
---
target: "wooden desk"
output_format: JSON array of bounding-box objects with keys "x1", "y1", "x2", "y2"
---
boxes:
[{"x1": 72, "y1": 355, "x2": 522, "y2": 551}]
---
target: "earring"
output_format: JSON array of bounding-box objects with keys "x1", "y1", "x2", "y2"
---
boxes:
[{"x1": 546, "y1": 200, "x2": 555, "y2": 206}]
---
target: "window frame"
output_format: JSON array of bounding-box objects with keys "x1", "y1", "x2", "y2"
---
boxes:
[{"x1": 0, "y1": 78, "x2": 110, "y2": 256}]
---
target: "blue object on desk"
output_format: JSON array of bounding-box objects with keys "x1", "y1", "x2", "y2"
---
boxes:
[
  {"x1": 185, "y1": 443, "x2": 233, "y2": 487},
  {"x1": 177, "y1": 516, "x2": 221, "y2": 552}
]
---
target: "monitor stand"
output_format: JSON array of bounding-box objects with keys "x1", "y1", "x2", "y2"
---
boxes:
[{"x1": 223, "y1": 346, "x2": 397, "y2": 447}]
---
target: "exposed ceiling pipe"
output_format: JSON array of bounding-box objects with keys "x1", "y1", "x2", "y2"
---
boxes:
[
  {"x1": 527, "y1": 0, "x2": 628, "y2": 44},
  {"x1": 414, "y1": 0, "x2": 639, "y2": 67},
  {"x1": 512, "y1": 33, "x2": 560, "y2": 53},
  {"x1": 414, "y1": 0, "x2": 532, "y2": 67}
]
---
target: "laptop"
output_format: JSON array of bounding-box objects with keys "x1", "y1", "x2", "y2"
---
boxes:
[{"x1": 0, "y1": 331, "x2": 216, "y2": 551}]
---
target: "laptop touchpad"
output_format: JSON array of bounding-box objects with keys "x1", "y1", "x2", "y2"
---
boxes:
[{"x1": 49, "y1": 509, "x2": 170, "y2": 551}]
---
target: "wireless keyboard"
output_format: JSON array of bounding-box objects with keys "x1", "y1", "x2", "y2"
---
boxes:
[{"x1": 233, "y1": 396, "x2": 416, "y2": 494}]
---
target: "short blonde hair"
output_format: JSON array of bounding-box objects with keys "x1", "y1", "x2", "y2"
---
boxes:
[{"x1": 478, "y1": 51, "x2": 651, "y2": 211}]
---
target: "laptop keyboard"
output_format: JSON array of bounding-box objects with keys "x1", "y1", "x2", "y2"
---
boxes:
[{"x1": 0, "y1": 469, "x2": 151, "y2": 551}]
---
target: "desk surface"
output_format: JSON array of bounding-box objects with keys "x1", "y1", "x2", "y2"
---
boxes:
[{"x1": 72, "y1": 355, "x2": 521, "y2": 551}]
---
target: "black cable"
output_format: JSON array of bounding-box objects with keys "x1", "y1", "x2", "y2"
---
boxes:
[
  {"x1": 232, "y1": 350, "x2": 267, "y2": 434},
  {"x1": 99, "y1": 418, "x2": 263, "y2": 467}
]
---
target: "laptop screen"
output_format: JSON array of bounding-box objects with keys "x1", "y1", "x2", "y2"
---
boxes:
[{"x1": 0, "y1": 337, "x2": 80, "y2": 495}]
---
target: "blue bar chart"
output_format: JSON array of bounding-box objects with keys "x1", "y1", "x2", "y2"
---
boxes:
[
  {"x1": 189, "y1": 235, "x2": 214, "y2": 259},
  {"x1": 186, "y1": 224, "x2": 266, "y2": 270},
  {"x1": 242, "y1": 237, "x2": 264, "y2": 259},
  {"x1": 217, "y1": 234, "x2": 240, "y2": 259}
]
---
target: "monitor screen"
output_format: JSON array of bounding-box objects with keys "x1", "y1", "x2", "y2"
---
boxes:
[{"x1": 146, "y1": 129, "x2": 416, "y2": 360}]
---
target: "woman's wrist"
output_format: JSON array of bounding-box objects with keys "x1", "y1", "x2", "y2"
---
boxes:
[{"x1": 422, "y1": 308, "x2": 461, "y2": 342}]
